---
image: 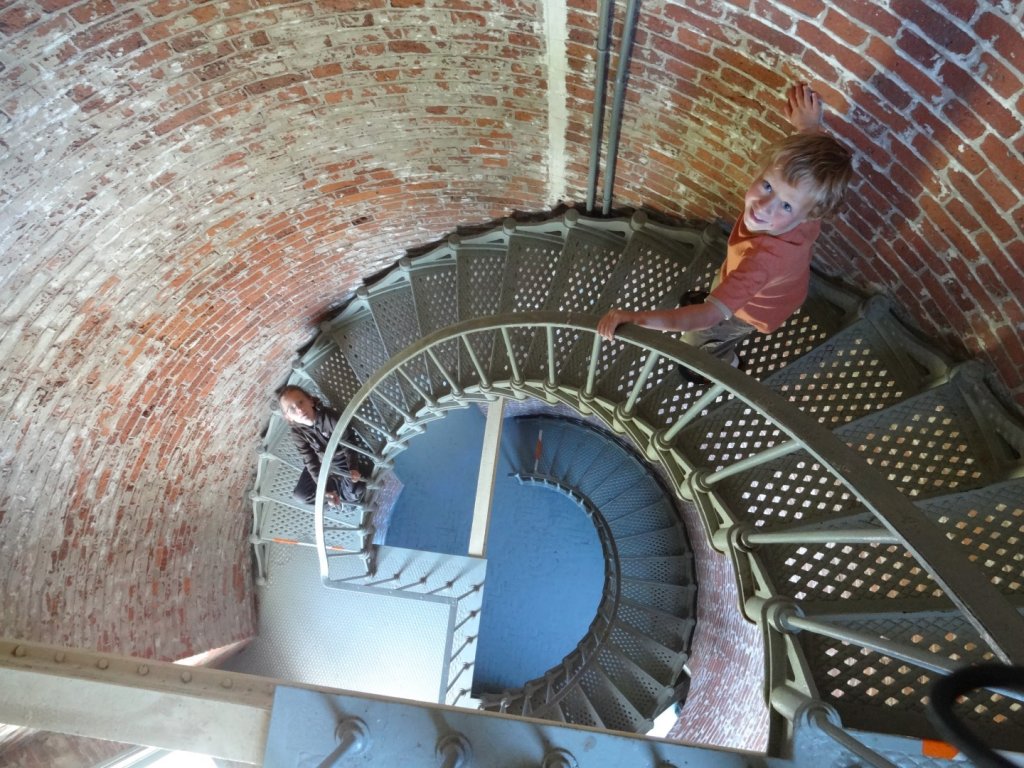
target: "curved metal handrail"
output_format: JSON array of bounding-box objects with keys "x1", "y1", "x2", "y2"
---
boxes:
[
  {"x1": 314, "y1": 312, "x2": 1024, "y2": 758},
  {"x1": 317, "y1": 312, "x2": 1024, "y2": 661}
]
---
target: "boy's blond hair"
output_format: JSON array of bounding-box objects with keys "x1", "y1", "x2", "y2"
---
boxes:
[{"x1": 760, "y1": 133, "x2": 852, "y2": 219}]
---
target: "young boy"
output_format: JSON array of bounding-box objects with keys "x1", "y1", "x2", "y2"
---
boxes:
[{"x1": 597, "y1": 83, "x2": 852, "y2": 373}]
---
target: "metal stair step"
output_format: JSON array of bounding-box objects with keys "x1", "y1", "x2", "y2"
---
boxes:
[
  {"x1": 607, "y1": 623, "x2": 688, "y2": 682},
  {"x1": 614, "y1": 598, "x2": 696, "y2": 652},
  {"x1": 758, "y1": 300, "x2": 948, "y2": 428},
  {"x1": 556, "y1": 683, "x2": 604, "y2": 728},
  {"x1": 797, "y1": 609, "x2": 1024, "y2": 752},
  {"x1": 602, "y1": 498, "x2": 679, "y2": 534},
  {"x1": 523, "y1": 224, "x2": 630, "y2": 379},
  {"x1": 258, "y1": 500, "x2": 367, "y2": 551},
  {"x1": 619, "y1": 579, "x2": 697, "y2": 615},
  {"x1": 486, "y1": 231, "x2": 566, "y2": 383},
  {"x1": 577, "y1": 663, "x2": 653, "y2": 733},
  {"x1": 595, "y1": 645, "x2": 672, "y2": 718},
  {"x1": 761, "y1": 476, "x2": 1024, "y2": 606},
  {"x1": 618, "y1": 554, "x2": 694, "y2": 584},
  {"x1": 612, "y1": 525, "x2": 686, "y2": 558},
  {"x1": 683, "y1": 373, "x2": 1014, "y2": 536},
  {"x1": 593, "y1": 228, "x2": 702, "y2": 315}
]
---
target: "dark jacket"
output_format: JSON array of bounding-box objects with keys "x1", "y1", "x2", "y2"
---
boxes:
[{"x1": 288, "y1": 405, "x2": 352, "y2": 495}]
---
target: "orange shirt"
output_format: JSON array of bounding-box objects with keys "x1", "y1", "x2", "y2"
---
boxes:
[{"x1": 709, "y1": 217, "x2": 822, "y2": 333}]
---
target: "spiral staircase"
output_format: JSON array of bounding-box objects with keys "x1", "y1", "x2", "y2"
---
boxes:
[
  {"x1": 250, "y1": 209, "x2": 1024, "y2": 763},
  {"x1": 478, "y1": 414, "x2": 698, "y2": 731}
]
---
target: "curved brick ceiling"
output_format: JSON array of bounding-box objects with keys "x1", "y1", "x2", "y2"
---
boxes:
[{"x1": 0, "y1": 0, "x2": 1021, "y2": 689}]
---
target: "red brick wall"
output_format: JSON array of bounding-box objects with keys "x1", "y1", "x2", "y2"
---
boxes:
[
  {"x1": 0, "y1": 0, "x2": 1021, "y2": 761},
  {"x1": 0, "y1": 0, "x2": 551, "y2": 664},
  {"x1": 589, "y1": 0, "x2": 1023, "y2": 399}
]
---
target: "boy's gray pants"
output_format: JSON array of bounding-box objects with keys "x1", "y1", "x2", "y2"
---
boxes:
[{"x1": 681, "y1": 315, "x2": 756, "y2": 366}]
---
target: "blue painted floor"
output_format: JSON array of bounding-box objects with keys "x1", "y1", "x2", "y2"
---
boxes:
[{"x1": 385, "y1": 407, "x2": 604, "y2": 693}]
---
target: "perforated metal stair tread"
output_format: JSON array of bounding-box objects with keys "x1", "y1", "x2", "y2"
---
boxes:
[
  {"x1": 608, "y1": 623, "x2": 688, "y2": 681},
  {"x1": 617, "y1": 554, "x2": 694, "y2": 583},
  {"x1": 797, "y1": 611, "x2": 1024, "y2": 751},
  {"x1": 595, "y1": 645, "x2": 672, "y2": 715}
]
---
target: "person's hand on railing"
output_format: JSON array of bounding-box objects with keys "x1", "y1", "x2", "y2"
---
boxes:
[
  {"x1": 597, "y1": 308, "x2": 633, "y2": 340},
  {"x1": 325, "y1": 490, "x2": 341, "y2": 506}
]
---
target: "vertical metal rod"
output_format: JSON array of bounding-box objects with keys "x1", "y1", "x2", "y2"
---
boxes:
[
  {"x1": 453, "y1": 609, "x2": 479, "y2": 632},
  {"x1": 702, "y1": 440, "x2": 799, "y2": 486},
  {"x1": 661, "y1": 382, "x2": 726, "y2": 442},
  {"x1": 353, "y1": 413, "x2": 396, "y2": 441},
  {"x1": 546, "y1": 326, "x2": 556, "y2": 388},
  {"x1": 585, "y1": 0, "x2": 614, "y2": 213},
  {"x1": 601, "y1": 0, "x2": 642, "y2": 214},
  {"x1": 396, "y1": 364, "x2": 438, "y2": 408},
  {"x1": 500, "y1": 327, "x2": 523, "y2": 383},
  {"x1": 623, "y1": 350, "x2": 660, "y2": 414},
  {"x1": 809, "y1": 710, "x2": 899, "y2": 768},
  {"x1": 782, "y1": 613, "x2": 1024, "y2": 704},
  {"x1": 338, "y1": 439, "x2": 382, "y2": 464},
  {"x1": 743, "y1": 527, "x2": 898, "y2": 545},
  {"x1": 427, "y1": 346, "x2": 463, "y2": 396},
  {"x1": 370, "y1": 388, "x2": 415, "y2": 424},
  {"x1": 445, "y1": 662, "x2": 473, "y2": 693},
  {"x1": 584, "y1": 334, "x2": 602, "y2": 397},
  {"x1": 784, "y1": 613, "x2": 954, "y2": 674},
  {"x1": 460, "y1": 334, "x2": 491, "y2": 388}
]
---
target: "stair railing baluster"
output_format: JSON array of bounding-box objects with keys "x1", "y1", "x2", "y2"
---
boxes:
[
  {"x1": 583, "y1": 333, "x2": 601, "y2": 399},
  {"x1": 500, "y1": 327, "x2": 523, "y2": 385},
  {"x1": 352, "y1": 413, "x2": 398, "y2": 442},
  {"x1": 620, "y1": 350, "x2": 660, "y2": 418},
  {"x1": 426, "y1": 346, "x2": 464, "y2": 397},
  {"x1": 396, "y1": 364, "x2": 440, "y2": 410},
  {"x1": 459, "y1": 334, "x2": 491, "y2": 389},
  {"x1": 546, "y1": 325, "x2": 557, "y2": 389},
  {"x1": 770, "y1": 687, "x2": 898, "y2": 768},
  {"x1": 693, "y1": 439, "x2": 800, "y2": 489},
  {"x1": 740, "y1": 526, "x2": 898, "y2": 546},
  {"x1": 761, "y1": 599, "x2": 1024, "y2": 704},
  {"x1": 371, "y1": 386, "x2": 416, "y2": 425},
  {"x1": 453, "y1": 609, "x2": 479, "y2": 633},
  {"x1": 338, "y1": 438, "x2": 383, "y2": 465},
  {"x1": 445, "y1": 662, "x2": 473, "y2": 693},
  {"x1": 655, "y1": 382, "x2": 727, "y2": 447}
]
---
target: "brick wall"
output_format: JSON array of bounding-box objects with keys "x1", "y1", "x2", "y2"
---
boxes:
[
  {"x1": 0, "y1": 0, "x2": 1021, "y2": 762},
  {"x1": 594, "y1": 0, "x2": 1023, "y2": 399}
]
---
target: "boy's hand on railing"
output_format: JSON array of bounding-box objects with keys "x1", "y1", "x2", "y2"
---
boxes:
[
  {"x1": 784, "y1": 82, "x2": 824, "y2": 134},
  {"x1": 598, "y1": 308, "x2": 632, "y2": 340},
  {"x1": 325, "y1": 490, "x2": 341, "y2": 506}
]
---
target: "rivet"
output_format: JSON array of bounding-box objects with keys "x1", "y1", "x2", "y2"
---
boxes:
[
  {"x1": 181, "y1": 671, "x2": 192, "y2": 683},
  {"x1": 13, "y1": 645, "x2": 26, "y2": 657},
  {"x1": 54, "y1": 651, "x2": 66, "y2": 662},
  {"x1": 97, "y1": 659, "x2": 109, "y2": 670},
  {"x1": 138, "y1": 665, "x2": 149, "y2": 676},
  {"x1": 221, "y1": 678, "x2": 233, "y2": 689}
]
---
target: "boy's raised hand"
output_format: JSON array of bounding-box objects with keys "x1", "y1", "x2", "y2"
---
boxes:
[{"x1": 784, "y1": 83, "x2": 823, "y2": 134}]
